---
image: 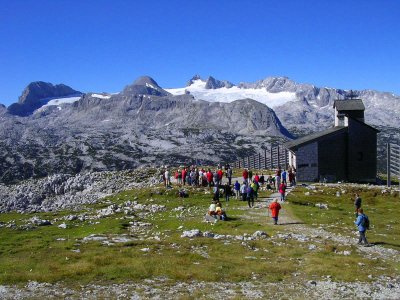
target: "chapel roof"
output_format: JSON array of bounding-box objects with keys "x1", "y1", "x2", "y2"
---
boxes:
[{"x1": 333, "y1": 99, "x2": 365, "y2": 111}]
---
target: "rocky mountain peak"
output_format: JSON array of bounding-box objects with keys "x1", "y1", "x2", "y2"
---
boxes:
[
  {"x1": 132, "y1": 76, "x2": 160, "y2": 87},
  {"x1": 0, "y1": 104, "x2": 6, "y2": 115},
  {"x1": 122, "y1": 76, "x2": 170, "y2": 97},
  {"x1": 18, "y1": 81, "x2": 79, "y2": 105},
  {"x1": 186, "y1": 74, "x2": 202, "y2": 86},
  {"x1": 238, "y1": 76, "x2": 297, "y2": 92},
  {"x1": 7, "y1": 81, "x2": 81, "y2": 116},
  {"x1": 205, "y1": 76, "x2": 234, "y2": 89}
]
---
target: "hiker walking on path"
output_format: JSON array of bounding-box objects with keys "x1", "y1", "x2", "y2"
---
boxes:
[
  {"x1": 275, "y1": 168, "x2": 281, "y2": 191},
  {"x1": 234, "y1": 180, "x2": 240, "y2": 199},
  {"x1": 281, "y1": 169, "x2": 287, "y2": 185},
  {"x1": 247, "y1": 184, "x2": 254, "y2": 208},
  {"x1": 251, "y1": 180, "x2": 259, "y2": 201},
  {"x1": 288, "y1": 167, "x2": 296, "y2": 186},
  {"x1": 242, "y1": 169, "x2": 248, "y2": 184},
  {"x1": 240, "y1": 182, "x2": 247, "y2": 202},
  {"x1": 248, "y1": 169, "x2": 253, "y2": 183},
  {"x1": 269, "y1": 198, "x2": 282, "y2": 225},
  {"x1": 227, "y1": 168, "x2": 233, "y2": 185},
  {"x1": 355, "y1": 208, "x2": 369, "y2": 245},
  {"x1": 224, "y1": 183, "x2": 231, "y2": 202},
  {"x1": 213, "y1": 184, "x2": 220, "y2": 201},
  {"x1": 279, "y1": 182, "x2": 286, "y2": 201}
]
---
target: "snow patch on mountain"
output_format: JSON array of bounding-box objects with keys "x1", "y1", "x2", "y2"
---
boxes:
[
  {"x1": 166, "y1": 79, "x2": 296, "y2": 108},
  {"x1": 91, "y1": 93, "x2": 112, "y2": 99},
  {"x1": 40, "y1": 93, "x2": 113, "y2": 110},
  {"x1": 145, "y1": 83, "x2": 157, "y2": 90},
  {"x1": 41, "y1": 96, "x2": 82, "y2": 107}
]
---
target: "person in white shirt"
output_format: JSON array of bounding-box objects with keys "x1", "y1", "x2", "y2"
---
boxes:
[
  {"x1": 164, "y1": 169, "x2": 170, "y2": 187},
  {"x1": 208, "y1": 202, "x2": 216, "y2": 215}
]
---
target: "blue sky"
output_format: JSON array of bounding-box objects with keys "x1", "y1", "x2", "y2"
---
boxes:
[{"x1": 1, "y1": 0, "x2": 399, "y2": 106}]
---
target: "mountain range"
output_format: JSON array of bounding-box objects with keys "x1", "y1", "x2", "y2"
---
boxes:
[{"x1": 0, "y1": 75, "x2": 398, "y2": 183}]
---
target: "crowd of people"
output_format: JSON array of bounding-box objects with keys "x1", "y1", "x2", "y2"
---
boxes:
[
  {"x1": 159, "y1": 165, "x2": 296, "y2": 189},
  {"x1": 158, "y1": 164, "x2": 297, "y2": 223},
  {"x1": 159, "y1": 164, "x2": 370, "y2": 246},
  {"x1": 161, "y1": 164, "x2": 297, "y2": 209}
]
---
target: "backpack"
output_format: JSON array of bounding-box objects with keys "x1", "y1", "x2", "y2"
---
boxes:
[{"x1": 362, "y1": 215, "x2": 370, "y2": 230}]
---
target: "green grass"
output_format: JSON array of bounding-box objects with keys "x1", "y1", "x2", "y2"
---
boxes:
[
  {"x1": 0, "y1": 183, "x2": 399, "y2": 287},
  {"x1": 286, "y1": 185, "x2": 400, "y2": 250}
]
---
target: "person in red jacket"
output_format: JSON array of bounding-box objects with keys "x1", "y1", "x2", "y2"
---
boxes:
[
  {"x1": 254, "y1": 173, "x2": 260, "y2": 183},
  {"x1": 269, "y1": 198, "x2": 282, "y2": 225},
  {"x1": 217, "y1": 169, "x2": 223, "y2": 185},
  {"x1": 181, "y1": 168, "x2": 187, "y2": 185},
  {"x1": 242, "y1": 168, "x2": 249, "y2": 183},
  {"x1": 279, "y1": 182, "x2": 286, "y2": 201},
  {"x1": 206, "y1": 169, "x2": 213, "y2": 187}
]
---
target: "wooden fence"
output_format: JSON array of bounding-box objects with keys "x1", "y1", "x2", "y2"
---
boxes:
[
  {"x1": 232, "y1": 144, "x2": 289, "y2": 170},
  {"x1": 387, "y1": 143, "x2": 400, "y2": 187}
]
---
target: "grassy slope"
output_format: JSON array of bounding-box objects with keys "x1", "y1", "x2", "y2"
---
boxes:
[
  {"x1": 287, "y1": 185, "x2": 400, "y2": 250},
  {"x1": 0, "y1": 183, "x2": 399, "y2": 288}
]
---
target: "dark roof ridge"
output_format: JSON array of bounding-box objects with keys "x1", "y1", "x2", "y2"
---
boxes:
[
  {"x1": 284, "y1": 126, "x2": 347, "y2": 150},
  {"x1": 333, "y1": 99, "x2": 365, "y2": 110},
  {"x1": 346, "y1": 115, "x2": 380, "y2": 132}
]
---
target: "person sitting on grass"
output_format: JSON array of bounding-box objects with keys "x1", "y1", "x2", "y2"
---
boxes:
[
  {"x1": 215, "y1": 202, "x2": 227, "y2": 221},
  {"x1": 208, "y1": 201, "x2": 217, "y2": 216}
]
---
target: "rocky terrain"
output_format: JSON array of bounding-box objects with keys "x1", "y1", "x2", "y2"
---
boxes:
[
  {"x1": 0, "y1": 75, "x2": 399, "y2": 184},
  {"x1": 1, "y1": 276, "x2": 399, "y2": 299},
  {"x1": 172, "y1": 75, "x2": 400, "y2": 135},
  {"x1": 0, "y1": 168, "x2": 160, "y2": 213},
  {"x1": 0, "y1": 76, "x2": 290, "y2": 184},
  {"x1": 0, "y1": 180, "x2": 399, "y2": 299}
]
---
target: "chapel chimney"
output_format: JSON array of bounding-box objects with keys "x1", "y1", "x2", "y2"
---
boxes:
[{"x1": 333, "y1": 99, "x2": 365, "y2": 127}]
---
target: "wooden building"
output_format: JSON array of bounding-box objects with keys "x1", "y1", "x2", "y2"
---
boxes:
[{"x1": 285, "y1": 99, "x2": 379, "y2": 183}]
